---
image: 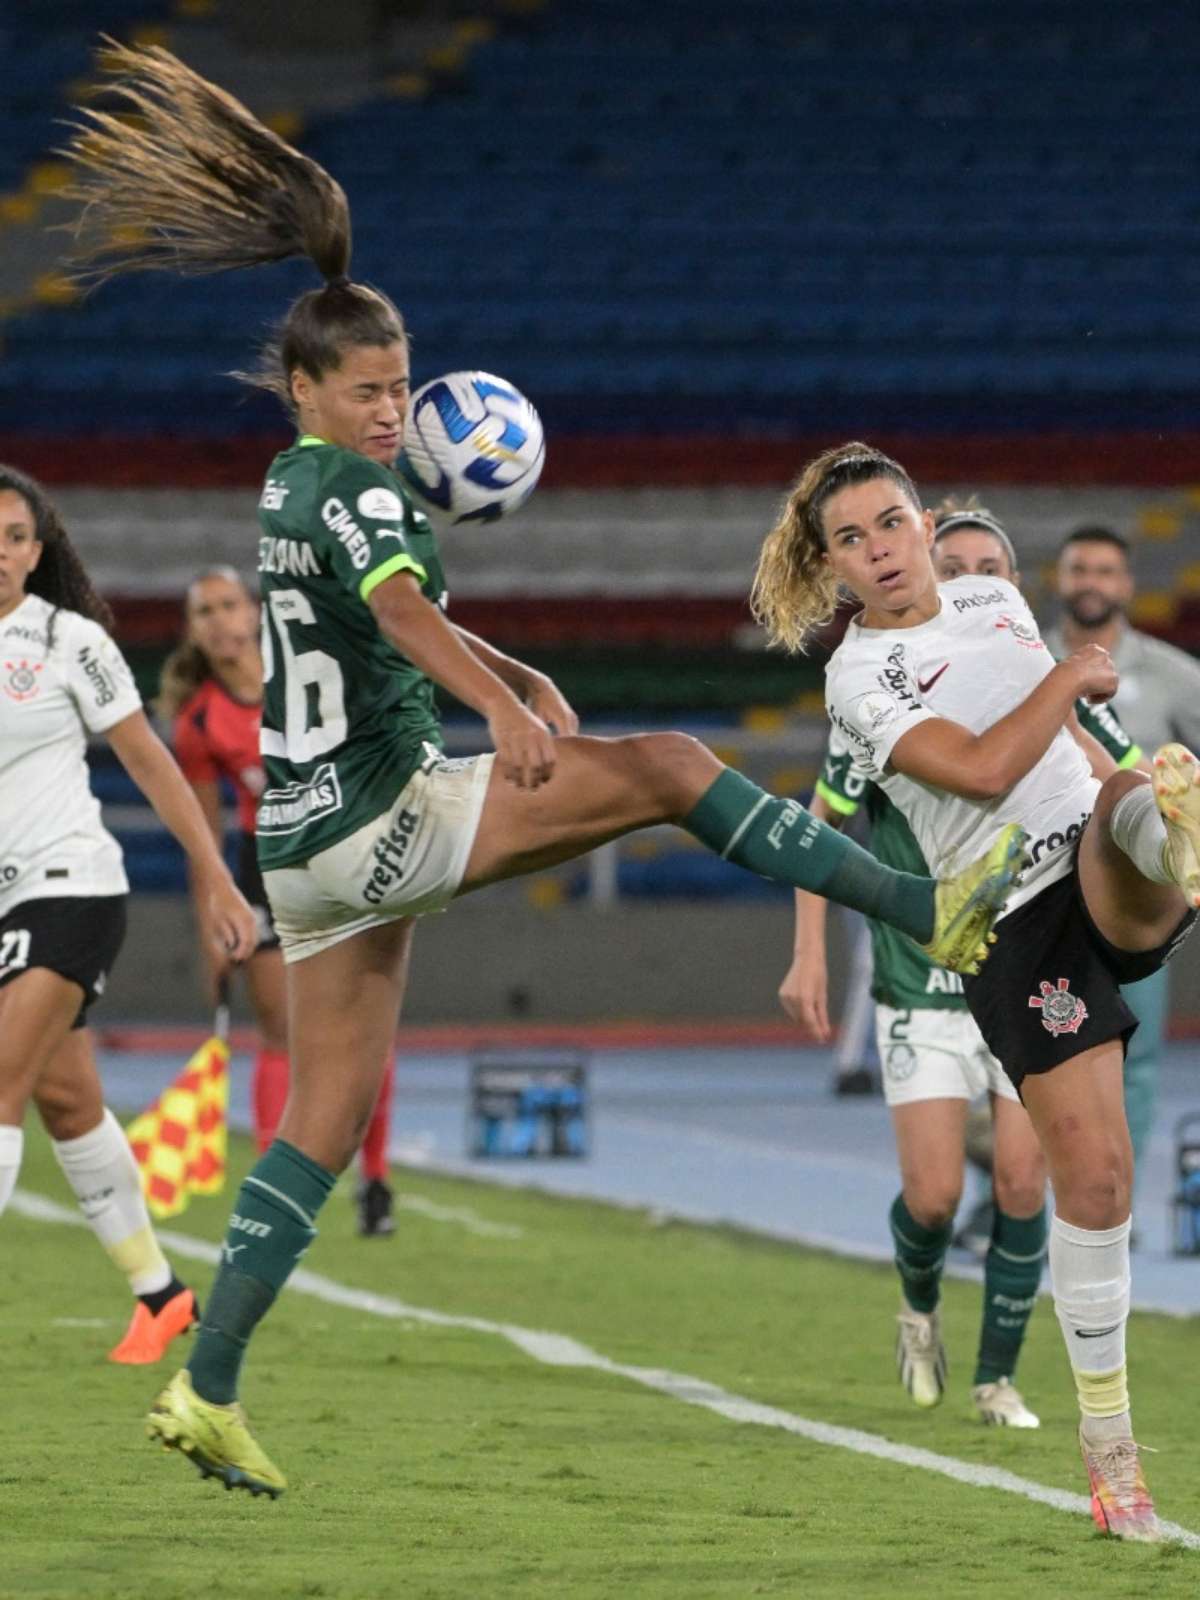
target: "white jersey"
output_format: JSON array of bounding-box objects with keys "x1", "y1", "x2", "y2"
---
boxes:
[
  {"x1": 0, "y1": 594, "x2": 142, "y2": 920},
  {"x1": 825, "y1": 576, "x2": 1099, "y2": 917}
]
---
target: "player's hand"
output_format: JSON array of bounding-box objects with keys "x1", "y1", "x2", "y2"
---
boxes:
[
  {"x1": 778, "y1": 955, "x2": 832, "y2": 1041},
  {"x1": 523, "y1": 671, "x2": 580, "y2": 737},
  {"x1": 488, "y1": 699, "x2": 558, "y2": 789},
  {"x1": 204, "y1": 875, "x2": 258, "y2": 962},
  {"x1": 1063, "y1": 643, "x2": 1118, "y2": 705}
]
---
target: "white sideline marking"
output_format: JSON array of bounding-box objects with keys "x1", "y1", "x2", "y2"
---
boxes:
[
  {"x1": 12, "y1": 1188, "x2": 1199, "y2": 1550},
  {"x1": 393, "y1": 1192, "x2": 524, "y2": 1239}
]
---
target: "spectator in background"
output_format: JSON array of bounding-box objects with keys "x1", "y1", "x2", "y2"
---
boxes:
[
  {"x1": 159, "y1": 567, "x2": 398, "y2": 1237},
  {"x1": 1045, "y1": 528, "x2": 1200, "y2": 1200}
]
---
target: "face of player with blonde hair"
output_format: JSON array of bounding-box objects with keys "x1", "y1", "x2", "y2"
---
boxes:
[
  {"x1": 290, "y1": 341, "x2": 411, "y2": 466},
  {"x1": 819, "y1": 476, "x2": 938, "y2": 627},
  {"x1": 933, "y1": 526, "x2": 1017, "y2": 585},
  {"x1": 0, "y1": 489, "x2": 42, "y2": 620},
  {"x1": 188, "y1": 572, "x2": 259, "y2": 668}
]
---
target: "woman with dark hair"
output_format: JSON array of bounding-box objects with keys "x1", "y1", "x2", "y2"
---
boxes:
[
  {"x1": 160, "y1": 566, "x2": 398, "y2": 1235},
  {"x1": 0, "y1": 465, "x2": 256, "y2": 1364},
  {"x1": 58, "y1": 42, "x2": 1025, "y2": 1497},
  {"x1": 753, "y1": 441, "x2": 1200, "y2": 1542}
]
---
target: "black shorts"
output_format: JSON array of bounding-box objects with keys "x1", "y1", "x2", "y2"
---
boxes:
[
  {"x1": 0, "y1": 895, "x2": 127, "y2": 1028},
  {"x1": 963, "y1": 862, "x2": 1196, "y2": 1094},
  {"x1": 235, "y1": 832, "x2": 279, "y2": 953}
]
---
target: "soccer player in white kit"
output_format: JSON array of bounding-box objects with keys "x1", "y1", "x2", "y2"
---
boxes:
[
  {"x1": 0, "y1": 464, "x2": 256, "y2": 1360},
  {"x1": 753, "y1": 442, "x2": 1200, "y2": 1543}
]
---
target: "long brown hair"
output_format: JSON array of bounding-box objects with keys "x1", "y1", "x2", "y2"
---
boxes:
[
  {"x1": 156, "y1": 565, "x2": 254, "y2": 720},
  {"x1": 750, "y1": 442, "x2": 920, "y2": 653},
  {"x1": 0, "y1": 464, "x2": 114, "y2": 644},
  {"x1": 60, "y1": 39, "x2": 406, "y2": 412}
]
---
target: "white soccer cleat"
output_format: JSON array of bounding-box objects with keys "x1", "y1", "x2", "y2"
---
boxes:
[
  {"x1": 896, "y1": 1307, "x2": 947, "y2": 1408},
  {"x1": 1153, "y1": 743, "x2": 1200, "y2": 907},
  {"x1": 972, "y1": 1377, "x2": 1040, "y2": 1429}
]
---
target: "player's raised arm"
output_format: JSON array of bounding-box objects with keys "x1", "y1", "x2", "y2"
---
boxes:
[{"x1": 886, "y1": 645, "x2": 1118, "y2": 799}]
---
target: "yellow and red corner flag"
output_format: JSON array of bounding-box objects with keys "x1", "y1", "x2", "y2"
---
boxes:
[{"x1": 127, "y1": 1017, "x2": 230, "y2": 1221}]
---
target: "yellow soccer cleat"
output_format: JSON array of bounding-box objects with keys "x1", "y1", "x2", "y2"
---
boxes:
[
  {"x1": 921, "y1": 822, "x2": 1028, "y2": 975},
  {"x1": 1153, "y1": 743, "x2": 1200, "y2": 908},
  {"x1": 147, "y1": 1370, "x2": 286, "y2": 1498}
]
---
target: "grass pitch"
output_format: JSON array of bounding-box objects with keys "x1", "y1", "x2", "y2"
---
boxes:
[{"x1": 6, "y1": 1126, "x2": 1200, "y2": 1599}]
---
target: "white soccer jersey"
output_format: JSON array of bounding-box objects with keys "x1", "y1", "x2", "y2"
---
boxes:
[
  {"x1": 825, "y1": 576, "x2": 1099, "y2": 917},
  {"x1": 0, "y1": 594, "x2": 142, "y2": 920}
]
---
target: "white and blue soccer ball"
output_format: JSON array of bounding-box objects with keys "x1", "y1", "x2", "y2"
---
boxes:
[{"x1": 398, "y1": 370, "x2": 545, "y2": 524}]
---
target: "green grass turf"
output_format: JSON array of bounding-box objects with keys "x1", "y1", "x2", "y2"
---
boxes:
[{"x1": 6, "y1": 1126, "x2": 1199, "y2": 1599}]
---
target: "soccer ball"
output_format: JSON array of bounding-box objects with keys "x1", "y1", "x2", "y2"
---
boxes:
[{"x1": 398, "y1": 371, "x2": 545, "y2": 524}]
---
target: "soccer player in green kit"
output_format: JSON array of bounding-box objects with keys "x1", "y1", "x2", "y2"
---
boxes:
[
  {"x1": 782, "y1": 503, "x2": 1144, "y2": 1431},
  {"x1": 58, "y1": 42, "x2": 1025, "y2": 1495}
]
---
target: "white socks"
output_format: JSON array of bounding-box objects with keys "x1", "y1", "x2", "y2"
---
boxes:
[
  {"x1": 52, "y1": 1108, "x2": 171, "y2": 1296},
  {"x1": 1048, "y1": 1213, "x2": 1131, "y2": 1423},
  {"x1": 0, "y1": 1125, "x2": 24, "y2": 1216},
  {"x1": 1110, "y1": 784, "x2": 1173, "y2": 886}
]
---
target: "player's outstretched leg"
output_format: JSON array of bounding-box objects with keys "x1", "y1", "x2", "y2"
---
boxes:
[
  {"x1": 683, "y1": 768, "x2": 1026, "y2": 975},
  {"x1": 147, "y1": 1369, "x2": 286, "y2": 1497}
]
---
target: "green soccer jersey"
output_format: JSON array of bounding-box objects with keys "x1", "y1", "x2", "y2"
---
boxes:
[
  {"x1": 813, "y1": 693, "x2": 1141, "y2": 1011},
  {"x1": 254, "y1": 436, "x2": 446, "y2": 870}
]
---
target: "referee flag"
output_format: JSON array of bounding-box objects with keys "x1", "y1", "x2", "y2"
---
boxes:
[{"x1": 127, "y1": 986, "x2": 230, "y2": 1220}]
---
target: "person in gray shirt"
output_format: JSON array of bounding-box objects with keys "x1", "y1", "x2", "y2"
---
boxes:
[{"x1": 1045, "y1": 525, "x2": 1200, "y2": 1206}]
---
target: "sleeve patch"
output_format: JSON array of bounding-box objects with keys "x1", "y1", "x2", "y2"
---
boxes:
[
  {"x1": 847, "y1": 689, "x2": 903, "y2": 738},
  {"x1": 357, "y1": 487, "x2": 405, "y2": 521}
]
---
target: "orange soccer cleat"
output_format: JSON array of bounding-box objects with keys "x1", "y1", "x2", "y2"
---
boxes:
[
  {"x1": 108, "y1": 1287, "x2": 199, "y2": 1366},
  {"x1": 1079, "y1": 1427, "x2": 1161, "y2": 1542}
]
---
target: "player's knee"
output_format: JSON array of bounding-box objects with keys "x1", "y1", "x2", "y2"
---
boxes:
[
  {"x1": 904, "y1": 1181, "x2": 961, "y2": 1231},
  {"x1": 993, "y1": 1168, "x2": 1045, "y2": 1219},
  {"x1": 628, "y1": 732, "x2": 717, "y2": 817},
  {"x1": 1094, "y1": 768, "x2": 1148, "y2": 827},
  {"x1": 1056, "y1": 1151, "x2": 1131, "y2": 1230}
]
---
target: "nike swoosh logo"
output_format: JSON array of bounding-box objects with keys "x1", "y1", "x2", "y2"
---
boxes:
[
  {"x1": 917, "y1": 663, "x2": 950, "y2": 694},
  {"x1": 1075, "y1": 1325, "x2": 1120, "y2": 1338}
]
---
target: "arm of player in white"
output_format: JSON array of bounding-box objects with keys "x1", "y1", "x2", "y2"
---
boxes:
[
  {"x1": 888, "y1": 646, "x2": 1117, "y2": 800},
  {"x1": 105, "y1": 710, "x2": 257, "y2": 960}
]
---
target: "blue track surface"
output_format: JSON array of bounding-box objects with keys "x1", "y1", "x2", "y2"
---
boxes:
[{"x1": 96, "y1": 1040, "x2": 1200, "y2": 1315}]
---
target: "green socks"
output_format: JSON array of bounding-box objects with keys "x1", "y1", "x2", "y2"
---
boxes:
[
  {"x1": 890, "y1": 1193, "x2": 952, "y2": 1314},
  {"x1": 188, "y1": 1140, "x2": 336, "y2": 1405},
  {"x1": 684, "y1": 769, "x2": 935, "y2": 943},
  {"x1": 975, "y1": 1206, "x2": 1046, "y2": 1385}
]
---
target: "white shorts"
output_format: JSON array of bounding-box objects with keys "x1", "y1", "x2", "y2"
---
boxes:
[
  {"x1": 875, "y1": 1003, "x2": 1018, "y2": 1108},
  {"x1": 264, "y1": 753, "x2": 494, "y2": 963}
]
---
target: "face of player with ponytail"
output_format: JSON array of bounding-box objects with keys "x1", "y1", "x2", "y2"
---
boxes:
[
  {"x1": 290, "y1": 337, "x2": 411, "y2": 466},
  {"x1": 0, "y1": 488, "x2": 42, "y2": 619},
  {"x1": 819, "y1": 476, "x2": 939, "y2": 629}
]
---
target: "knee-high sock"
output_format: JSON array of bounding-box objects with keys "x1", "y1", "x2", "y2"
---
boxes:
[
  {"x1": 252, "y1": 1048, "x2": 291, "y2": 1154},
  {"x1": 0, "y1": 1125, "x2": 23, "y2": 1216},
  {"x1": 1048, "y1": 1214, "x2": 1131, "y2": 1421},
  {"x1": 890, "y1": 1193, "x2": 951, "y2": 1314},
  {"x1": 975, "y1": 1206, "x2": 1046, "y2": 1385},
  {"x1": 188, "y1": 1139, "x2": 335, "y2": 1405},
  {"x1": 359, "y1": 1058, "x2": 395, "y2": 1183},
  {"x1": 52, "y1": 1108, "x2": 171, "y2": 1296},
  {"x1": 1109, "y1": 784, "x2": 1173, "y2": 885},
  {"x1": 684, "y1": 769, "x2": 935, "y2": 942}
]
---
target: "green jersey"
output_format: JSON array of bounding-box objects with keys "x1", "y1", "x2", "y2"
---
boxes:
[
  {"x1": 814, "y1": 694, "x2": 1141, "y2": 1011},
  {"x1": 254, "y1": 436, "x2": 446, "y2": 870}
]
